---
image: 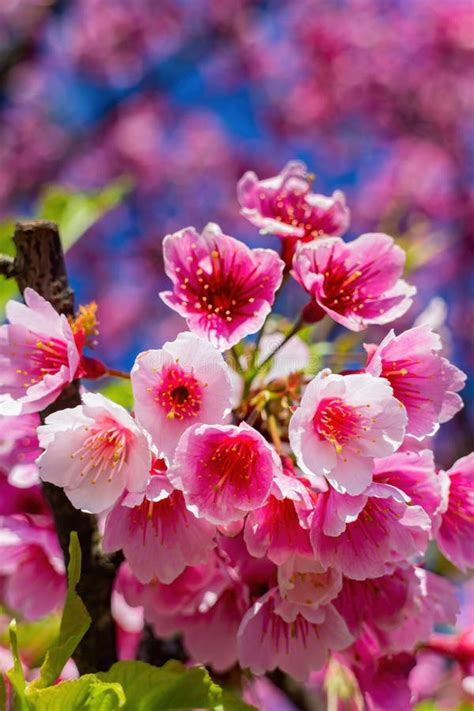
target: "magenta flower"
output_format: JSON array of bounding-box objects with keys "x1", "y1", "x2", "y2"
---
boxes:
[
  {"x1": 277, "y1": 558, "x2": 342, "y2": 609},
  {"x1": 436, "y1": 453, "x2": 474, "y2": 572},
  {"x1": 309, "y1": 484, "x2": 431, "y2": 580},
  {"x1": 0, "y1": 515, "x2": 65, "y2": 620},
  {"x1": 0, "y1": 288, "x2": 83, "y2": 416},
  {"x1": 237, "y1": 161, "x2": 350, "y2": 241},
  {"x1": 37, "y1": 392, "x2": 151, "y2": 513},
  {"x1": 289, "y1": 370, "x2": 407, "y2": 495},
  {"x1": 160, "y1": 223, "x2": 284, "y2": 350},
  {"x1": 238, "y1": 588, "x2": 352, "y2": 680},
  {"x1": 103, "y1": 466, "x2": 216, "y2": 584},
  {"x1": 292, "y1": 234, "x2": 416, "y2": 331},
  {"x1": 131, "y1": 332, "x2": 233, "y2": 459},
  {"x1": 365, "y1": 326, "x2": 466, "y2": 438},
  {"x1": 168, "y1": 422, "x2": 282, "y2": 525}
]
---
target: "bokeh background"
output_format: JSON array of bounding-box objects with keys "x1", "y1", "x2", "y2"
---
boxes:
[{"x1": 0, "y1": 0, "x2": 473, "y2": 465}]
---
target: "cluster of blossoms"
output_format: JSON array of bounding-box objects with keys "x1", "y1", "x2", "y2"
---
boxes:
[{"x1": 0, "y1": 163, "x2": 473, "y2": 708}]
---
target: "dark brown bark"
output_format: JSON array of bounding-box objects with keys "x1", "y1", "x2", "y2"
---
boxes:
[{"x1": 6, "y1": 221, "x2": 119, "y2": 674}]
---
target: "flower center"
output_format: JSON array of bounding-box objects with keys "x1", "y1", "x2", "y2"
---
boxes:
[
  {"x1": 313, "y1": 397, "x2": 361, "y2": 454},
  {"x1": 155, "y1": 366, "x2": 202, "y2": 420},
  {"x1": 71, "y1": 420, "x2": 130, "y2": 484},
  {"x1": 15, "y1": 338, "x2": 71, "y2": 389},
  {"x1": 203, "y1": 436, "x2": 256, "y2": 494}
]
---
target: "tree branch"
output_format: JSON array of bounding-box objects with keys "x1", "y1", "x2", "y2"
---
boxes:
[{"x1": 9, "y1": 221, "x2": 120, "y2": 674}]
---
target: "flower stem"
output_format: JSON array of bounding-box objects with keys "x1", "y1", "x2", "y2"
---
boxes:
[
  {"x1": 255, "y1": 314, "x2": 305, "y2": 375},
  {"x1": 105, "y1": 368, "x2": 131, "y2": 380}
]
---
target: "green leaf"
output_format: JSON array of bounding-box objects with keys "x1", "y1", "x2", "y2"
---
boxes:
[
  {"x1": 32, "y1": 532, "x2": 91, "y2": 689},
  {"x1": 97, "y1": 660, "x2": 256, "y2": 711},
  {"x1": 6, "y1": 621, "x2": 28, "y2": 711},
  {"x1": 37, "y1": 178, "x2": 133, "y2": 251},
  {"x1": 26, "y1": 675, "x2": 125, "y2": 711},
  {"x1": 99, "y1": 379, "x2": 133, "y2": 410},
  {"x1": 0, "y1": 673, "x2": 7, "y2": 711}
]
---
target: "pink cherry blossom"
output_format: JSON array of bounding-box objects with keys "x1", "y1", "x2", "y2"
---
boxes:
[
  {"x1": 365, "y1": 326, "x2": 466, "y2": 438},
  {"x1": 168, "y1": 421, "x2": 282, "y2": 525},
  {"x1": 289, "y1": 369, "x2": 407, "y2": 495},
  {"x1": 237, "y1": 160, "x2": 350, "y2": 240},
  {"x1": 0, "y1": 288, "x2": 83, "y2": 416},
  {"x1": 309, "y1": 484, "x2": 431, "y2": 580},
  {"x1": 130, "y1": 332, "x2": 233, "y2": 459},
  {"x1": 334, "y1": 569, "x2": 413, "y2": 638},
  {"x1": 0, "y1": 413, "x2": 40, "y2": 487},
  {"x1": 291, "y1": 234, "x2": 415, "y2": 331},
  {"x1": 37, "y1": 392, "x2": 151, "y2": 513},
  {"x1": 436, "y1": 453, "x2": 474, "y2": 572},
  {"x1": 372, "y1": 449, "x2": 444, "y2": 527},
  {"x1": 244, "y1": 474, "x2": 312, "y2": 565},
  {"x1": 0, "y1": 515, "x2": 65, "y2": 620},
  {"x1": 103, "y1": 466, "x2": 216, "y2": 584},
  {"x1": 238, "y1": 588, "x2": 352, "y2": 681},
  {"x1": 159, "y1": 223, "x2": 284, "y2": 350}
]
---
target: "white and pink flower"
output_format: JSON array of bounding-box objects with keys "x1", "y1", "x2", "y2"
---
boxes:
[
  {"x1": 0, "y1": 289, "x2": 83, "y2": 416},
  {"x1": 37, "y1": 392, "x2": 151, "y2": 513},
  {"x1": 292, "y1": 234, "x2": 415, "y2": 331},
  {"x1": 160, "y1": 223, "x2": 284, "y2": 350},
  {"x1": 131, "y1": 332, "x2": 233, "y2": 459},
  {"x1": 168, "y1": 421, "x2": 282, "y2": 525},
  {"x1": 365, "y1": 326, "x2": 466, "y2": 438},
  {"x1": 289, "y1": 370, "x2": 407, "y2": 495}
]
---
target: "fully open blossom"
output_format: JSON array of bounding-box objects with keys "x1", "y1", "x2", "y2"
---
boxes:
[
  {"x1": 103, "y1": 466, "x2": 216, "y2": 584},
  {"x1": 436, "y1": 453, "x2": 474, "y2": 571},
  {"x1": 0, "y1": 515, "x2": 65, "y2": 620},
  {"x1": 168, "y1": 421, "x2": 282, "y2": 524},
  {"x1": 131, "y1": 332, "x2": 233, "y2": 459},
  {"x1": 238, "y1": 588, "x2": 352, "y2": 681},
  {"x1": 37, "y1": 392, "x2": 151, "y2": 513},
  {"x1": 0, "y1": 289, "x2": 83, "y2": 416},
  {"x1": 160, "y1": 223, "x2": 284, "y2": 350},
  {"x1": 289, "y1": 370, "x2": 407, "y2": 495},
  {"x1": 237, "y1": 160, "x2": 350, "y2": 240},
  {"x1": 365, "y1": 326, "x2": 466, "y2": 438},
  {"x1": 309, "y1": 484, "x2": 431, "y2": 580},
  {"x1": 292, "y1": 234, "x2": 415, "y2": 331}
]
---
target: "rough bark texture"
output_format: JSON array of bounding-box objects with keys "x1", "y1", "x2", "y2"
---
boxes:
[{"x1": 9, "y1": 221, "x2": 119, "y2": 674}]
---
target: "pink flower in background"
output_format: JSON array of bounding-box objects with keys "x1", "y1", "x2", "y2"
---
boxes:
[
  {"x1": 37, "y1": 392, "x2": 151, "y2": 513},
  {"x1": 238, "y1": 160, "x2": 350, "y2": 240},
  {"x1": 0, "y1": 289, "x2": 83, "y2": 416},
  {"x1": 436, "y1": 453, "x2": 474, "y2": 571},
  {"x1": 238, "y1": 588, "x2": 352, "y2": 680},
  {"x1": 103, "y1": 466, "x2": 216, "y2": 583},
  {"x1": 168, "y1": 421, "x2": 282, "y2": 524},
  {"x1": 309, "y1": 484, "x2": 431, "y2": 580},
  {"x1": 365, "y1": 326, "x2": 466, "y2": 438},
  {"x1": 289, "y1": 370, "x2": 407, "y2": 495},
  {"x1": 292, "y1": 234, "x2": 415, "y2": 331},
  {"x1": 160, "y1": 223, "x2": 284, "y2": 350},
  {"x1": 0, "y1": 515, "x2": 65, "y2": 620},
  {"x1": 131, "y1": 332, "x2": 233, "y2": 459},
  {"x1": 0, "y1": 413, "x2": 40, "y2": 487}
]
